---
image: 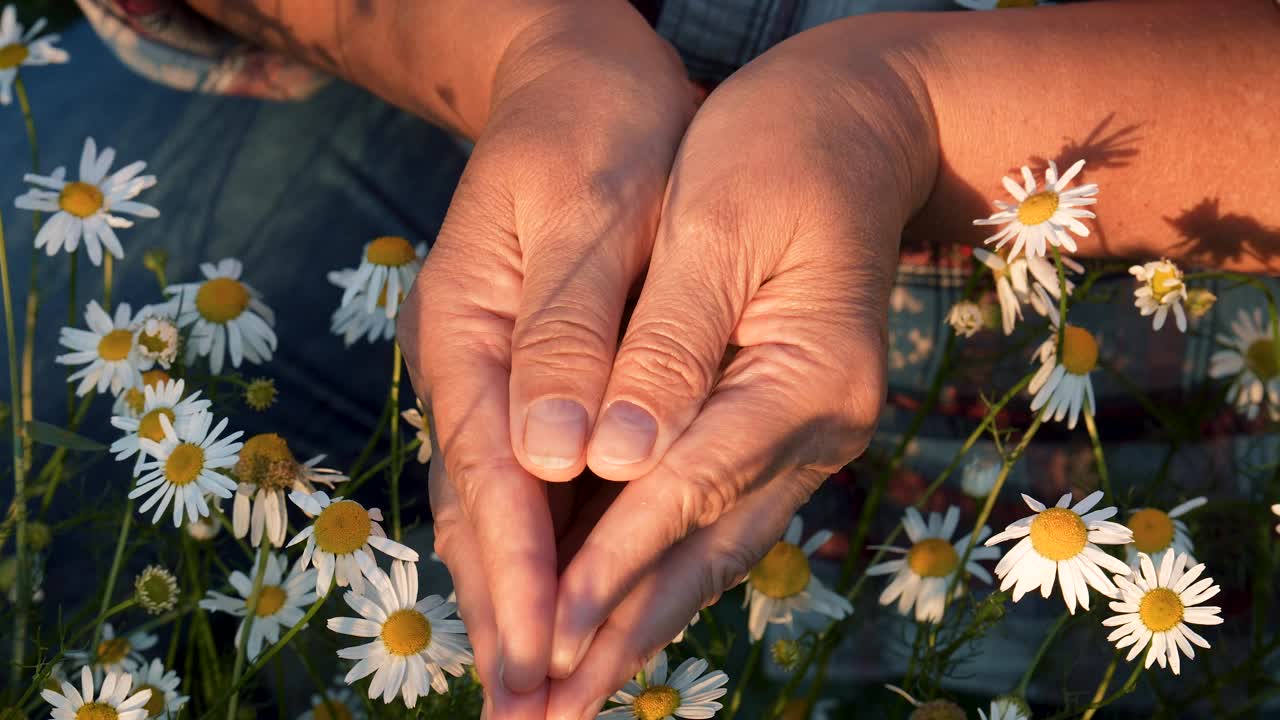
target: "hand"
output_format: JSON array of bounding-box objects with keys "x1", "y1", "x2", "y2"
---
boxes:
[
  {"x1": 542, "y1": 20, "x2": 941, "y2": 717},
  {"x1": 396, "y1": 0, "x2": 697, "y2": 712}
]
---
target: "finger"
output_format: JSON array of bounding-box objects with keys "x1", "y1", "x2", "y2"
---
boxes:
[
  {"x1": 507, "y1": 165, "x2": 659, "y2": 481},
  {"x1": 402, "y1": 191, "x2": 555, "y2": 694},
  {"x1": 429, "y1": 462, "x2": 548, "y2": 720},
  {"x1": 545, "y1": 470, "x2": 819, "y2": 720},
  {"x1": 551, "y1": 272, "x2": 884, "y2": 678}
]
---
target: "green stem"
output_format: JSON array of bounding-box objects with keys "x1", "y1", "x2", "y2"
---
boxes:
[
  {"x1": 0, "y1": 206, "x2": 29, "y2": 687},
  {"x1": 227, "y1": 544, "x2": 272, "y2": 720},
  {"x1": 390, "y1": 341, "x2": 403, "y2": 541},
  {"x1": 1015, "y1": 611, "x2": 1069, "y2": 695},
  {"x1": 342, "y1": 438, "x2": 421, "y2": 499},
  {"x1": 103, "y1": 254, "x2": 113, "y2": 311},
  {"x1": 1052, "y1": 247, "x2": 1069, "y2": 355},
  {"x1": 346, "y1": 394, "x2": 392, "y2": 483},
  {"x1": 725, "y1": 639, "x2": 763, "y2": 720},
  {"x1": 93, "y1": 498, "x2": 135, "y2": 651},
  {"x1": 1082, "y1": 407, "x2": 1113, "y2": 503}
]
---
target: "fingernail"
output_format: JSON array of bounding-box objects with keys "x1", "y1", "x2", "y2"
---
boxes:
[
  {"x1": 551, "y1": 626, "x2": 596, "y2": 679},
  {"x1": 578, "y1": 695, "x2": 610, "y2": 720},
  {"x1": 591, "y1": 401, "x2": 657, "y2": 465},
  {"x1": 524, "y1": 398, "x2": 588, "y2": 470}
]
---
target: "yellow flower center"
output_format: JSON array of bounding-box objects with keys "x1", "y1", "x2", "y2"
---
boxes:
[
  {"x1": 0, "y1": 43, "x2": 30, "y2": 70},
  {"x1": 1245, "y1": 338, "x2": 1278, "y2": 382},
  {"x1": 381, "y1": 609, "x2": 431, "y2": 656},
  {"x1": 143, "y1": 369, "x2": 171, "y2": 387},
  {"x1": 138, "y1": 328, "x2": 171, "y2": 355},
  {"x1": 1138, "y1": 587, "x2": 1184, "y2": 632},
  {"x1": 136, "y1": 684, "x2": 165, "y2": 719},
  {"x1": 195, "y1": 277, "x2": 250, "y2": 323},
  {"x1": 633, "y1": 686, "x2": 681, "y2": 720},
  {"x1": 233, "y1": 433, "x2": 300, "y2": 491},
  {"x1": 906, "y1": 538, "x2": 960, "y2": 578},
  {"x1": 1127, "y1": 509, "x2": 1175, "y2": 554},
  {"x1": 137, "y1": 408, "x2": 176, "y2": 443},
  {"x1": 1029, "y1": 507, "x2": 1087, "y2": 561},
  {"x1": 123, "y1": 388, "x2": 147, "y2": 416},
  {"x1": 310, "y1": 699, "x2": 352, "y2": 720},
  {"x1": 1148, "y1": 264, "x2": 1183, "y2": 303},
  {"x1": 97, "y1": 329, "x2": 134, "y2": 362},
  {"x1": 313, "y1": 501, "x2": 372, "y2": 555},
  {"x1": 74, "y1": 703, "x2": 119, "y2": 720},
  {"x1": 910, "y1": 700, "x2": 966, "y2": 720},
  {"x1": 365, "y1": 236, "x2": 415, "y2": 267},
  {"x1": 253, "y1": 585, "x2": 287, "y2": 618},
  {"x1": 1060, "y1": 325, "x2": 1099, "y2": 375},
  {"x1": 748, "y1": 541, "x2": 811, "y2": 599},
  {"x1": 164, "y1": 443, "x2": 205, "y2": 486},
  {"x1": 96, "y1": 637, "x2": 131, "y2": 666},
  {"x1": 58, "y1": 181, "x2": 105, "y2": 219},
  {"x1": 1017, "y1": 191, "x2": 1060, "y2": 226}
]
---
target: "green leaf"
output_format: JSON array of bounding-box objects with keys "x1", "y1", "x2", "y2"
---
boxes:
[{"x1": 25, "y1": 420, "x2": 106, "y2": 452}]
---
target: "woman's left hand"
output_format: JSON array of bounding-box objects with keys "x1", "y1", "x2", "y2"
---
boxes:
[{"x1": 541, "y1": 18, "x2": 942, "y2": 718}]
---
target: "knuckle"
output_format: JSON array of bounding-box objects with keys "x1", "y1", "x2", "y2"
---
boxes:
[
  {"x1": 701, "y1": 539, "x2": 757, "y2": 602},
  {"x1": 510, "y1": 306, "x2": 615, "y2": 374},
  {"x1": 667, "y1": 458, "x2": 738, "y2": 533},
  {"x1": 619, "y1": 322, "x2": 717, "y2": 404},
  {"x1": 449, "y1": 455, "x2": 527, "y2": 521}
]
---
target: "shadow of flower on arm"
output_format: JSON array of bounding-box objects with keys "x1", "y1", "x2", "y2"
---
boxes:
[{"x1": 1165, "y1": 197, "x2": 1280, "y2": 269}]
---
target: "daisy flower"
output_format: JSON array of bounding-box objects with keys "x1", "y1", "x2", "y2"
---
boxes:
[
  {"x1": 164, "y1": 258, "x2": 277, "y2": 375},
  {"x1": 1104, "y1": 551, "x2": 1222, "y2": 675},
  {"x1": 883, "y1": 686, "x2": 965, "y2": 720},
  {"x1": 973, "y1": 159, "x2": 1098, "y2": 260},
  {"x1": 288, "y1": 491, "x2": 418, "y2": 595},
  {"x1": 131, "y1": 411, "x2": 242, "y2": 527},
  {"x1": 1029, "y1": 323, "x2": 1100, "y2": 429},
  {"x1": 1208, "y1": 307, "x2": 1279, "y2": 421},
  {"x1": 985, "y1": 491, "x2": 1133, "y2": 613},
  {"x1": 1129, "y1": 259, "x2": 1189, "y2": 333},
  {"x1": 232, "y1": 433, "x2": 348, "y2": 547},
  {"x1": 400, "y1": 400, "x2": 432, "y2": 464},
  {"x1": 1186, "y1": 288, "x2": 1217, "y2": 320},
  {"x1": 65, "y1": 623, "x2": 157, "y2": 677},
  {"x1": 1023, "y1": 251, "x2": 1083, "y2": 317},
  {"x1": 127, "y1": 659, "x2": 188, "y2": 719},
  {"x1": 973, "y1": 249, "x2": 1082, "y2": 335},
  {"x1": 133, "y1": 312, "x2": 180, "y2": 370},
  {"x1": 867, "y1": 506, "x2": 1001, "y2": 623},
  {"x1": 327, "y1": 268, "x2": 397, "y2": 345},
  {"x1": 960, "y1": 446, "x2": 1001, "y2": 499},
  {"x1": 133, "y1": 565, "x2": 179, "y2": 615},
  {"x1": 0, "y1": 4, "x2": 69, "y2": 104},
  {"x1": 338, "y1": 236, "x2": 425, "y2": 319},
  {"x1": 978, "y1": 696, "x2": 1031, "y2": 720},
  {"x1": 41, "y1": 667, "x2": 153, "y2": 720},
  {"x1": 596, "y1": 649, "x2": 728, "y2": 720},
  {"x1": 328, "y1": 560, "x2": 472, "y2": 707},
  {"x1": 743, "y1": 516, "x2": 851, "y2": 641},
  {"x1": 112, "y1": 369, "x2": 174, "y2": 420},
  {"x1": 1124, "y1": 496, "x2": 1206, "y2": 570},
  {"x1": 946, "y1": 301, "x2": 983, "y2": 338},
  {"x1": 199, "y1": 552, "x2": 317, "y2": 661},
  {"x1": 298, "y1": 686, "x2": 367, "y2": 720},
  {"x1": 110, "y1": 377, "x2": 210, "y2": 475},
  {"x1": 186, "y1": 516, "x2": 220, "y2": 542},
  {"x1": 57, "y1": 301, "x2": 143, "y2": 397},
  {"x1": 15, "y1": 137, "x2": 157, "y2": 265}
]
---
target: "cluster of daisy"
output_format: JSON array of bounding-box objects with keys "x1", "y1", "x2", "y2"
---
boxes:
[{"x1": 51, "y1": 623, "x2": 189, "y2": 720}]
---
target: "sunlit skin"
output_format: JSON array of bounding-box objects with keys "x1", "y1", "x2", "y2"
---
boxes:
[{"x1": 183, "y1": 1, "x2": 1280, "y2": 718}]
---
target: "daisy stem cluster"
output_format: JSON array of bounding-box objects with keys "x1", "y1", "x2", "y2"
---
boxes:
[{"x1": 0, "y1": 203, "x2": 30, "y2": 689}]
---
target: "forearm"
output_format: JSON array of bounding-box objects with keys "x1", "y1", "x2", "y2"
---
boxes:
[
  {"x1": 796, "y1": 0, "x2": 1280, "y2": 272},
  {"x1": 184, "y1": 0, "x2": 672, "y2": 140}
]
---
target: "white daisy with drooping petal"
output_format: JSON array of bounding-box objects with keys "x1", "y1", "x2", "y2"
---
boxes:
[
  {"x1": 337, "y1": 237, "x2": 426, "y2": 319},
  {"x1": 164, "y1": 258, "x2": 277, "y2": 375},
  {"x1": 401, "y1": 401, "x2": 433, "y2": 464},
  {"x1": 57, "y1": 300, "x2": 143, "y2": 397},
  {"x1": 131, "y1": 411, "x2": 242, "y2": 527},
  {"x1": 1029, "y1": 323, "x2": 1100, "y2": 430},
  {"x1": 1124, "y1": 496, "x2": 1206, "y2": 571},
  {"x1": 65, "y1": 623, "x2": 157, "y2": 677},
  {"x1": 597, "y1": 649, "x2": 729, "y2": 720},
  {"x1": 327, "y1": 268, "x2": 397, "y2": 345},
  {"x1": 1208, "y1": 307, "x2": 1279, "y2": 421},
  {"x1": 978, "y1": 696, "x2": 1032, "y2": 720},
  {"x1": 743, "y1": 516, "x2": 851, "y2": 641},
  {"x1": 1023, "y1": 251, "x2": 1083, "y2": 318},
  {"x1": 110, "y1": 377, "x2": 211, "y2": 475},
  {"x1": 867, "y1": 506, "x2": 1001, "y2": 623},
  {"x1": 288, "y1": 491, "x2": 419, "y2": 595},
  {"x1": 199, "y1": 552, "x2": 317, "y2": 661},
  {"x1": 985, "y1": 491, "x2": 1133, "y2": 613},
  {"x1": 15, "y1": 137, "x2": 157, "y2": 265},
  {"x1": 973, "y1": 159, "x2": 1098, "y2": 260},
  {"x1": 0, "y1": 4, "x2": 69, "y2": 104},
  {"x1": 1103, "y1": 551, "x2": 1222, "y2": 675},
  {"x1": 946, "y1": 301, "x2": 983, "y2": 338},
  {"x1": 298, "y1": 686, "x2": 367, "y2": 720},
  {"x1": 41, "y1": 667, "x2": 153, "y2": 720},
  {"x1": 974, "y1": 248, "x2": 1082, "y2": 335},
  {"x1": 127, "y1": 659, "x2": 188, "y2": 719},
  {"x1": 232, "y1": 433, "x2": 348, "y2": 548},
  {"x1": 1130, "y1": 259, "x2": 1189, "y2": 333},
  {"x1": 328, "y1": 560, "x2": 472, "y2": 707}
]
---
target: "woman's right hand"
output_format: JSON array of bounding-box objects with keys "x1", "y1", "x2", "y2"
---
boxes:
[{"x1": 397, "y1": 2, "x2": 697, "y2": 715}]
